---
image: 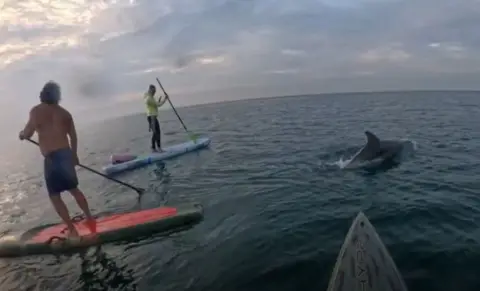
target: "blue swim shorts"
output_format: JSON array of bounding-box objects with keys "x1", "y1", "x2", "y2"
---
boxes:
[{"x1": 44, "y1": 148, "x2": 78, "y2": 195}]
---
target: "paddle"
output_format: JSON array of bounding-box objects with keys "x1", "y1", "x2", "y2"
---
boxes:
[
  {"x1": 155, "y1": 77, "x2": 198, "y2": 143},
  {"x1": 26, "y1": 139, "x2": 145, "y2": 195}
]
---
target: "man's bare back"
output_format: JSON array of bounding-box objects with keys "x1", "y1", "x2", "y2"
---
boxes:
[
  {"x1": 19, "y1": 81, "x2": 94, "y2": 238},
  {"x1": 31, "y1": 104, "x2": 73, "y2": 156}
]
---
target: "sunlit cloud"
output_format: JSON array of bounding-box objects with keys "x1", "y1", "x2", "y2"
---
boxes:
[
  {"x1": 0, "y1": 0, "x2": 141, "y2": 68},
  {"x1": 125, "y1": 66, "x2": 172, "y2": 76},
  {"x1": 99, "y1": 30, "x2": 132, "y2": 42},
  {"x1": 197, "y1": 56, "x2": 225, "y2": 65},
  {"x1": 266, "y1": 69, "x2": 300, "y2": 74},
  {"x1": 2, "y1": 0, "x2": 108, "y2": 30},
  {"x1": 0, "y1": 35, "x2": 81, "y2": 68}
]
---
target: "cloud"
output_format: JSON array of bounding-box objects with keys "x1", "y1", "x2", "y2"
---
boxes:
[
  {"x1": 281, "y1": 49, "x2": 306, "y2": 57},
  {"x1": 358, "y1": 44, "x2": 411, "y2": 64},
  {"x1": 428, "y1": 42, "x2": 467, "y2": 59},
  {"x1": 1, "y1": 0, "x2": 480, "y2": 120}
]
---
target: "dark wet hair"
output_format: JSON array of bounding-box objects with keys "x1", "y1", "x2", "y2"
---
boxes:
[
  {"x1": 40, "y1": 81, "x2": 61, "y2": 105},
  {"x1": 148, "y1": 84, "x2": 156, "y2": 92}
]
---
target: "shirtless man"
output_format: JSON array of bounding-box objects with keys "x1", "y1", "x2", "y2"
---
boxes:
[{"x1": 19, "y1": 81, "x2": 94, "y2": 237}]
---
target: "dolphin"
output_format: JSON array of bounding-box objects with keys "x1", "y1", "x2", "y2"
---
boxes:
[{"x1": 343, "y1": 131, "x2": 405, "y2": 169}]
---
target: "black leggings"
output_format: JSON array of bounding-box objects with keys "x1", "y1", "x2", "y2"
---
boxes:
[{"x1": 147, "y1": 116, "x2": 161, "y2": 149}]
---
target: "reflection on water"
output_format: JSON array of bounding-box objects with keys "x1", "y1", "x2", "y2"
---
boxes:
[
  {"x1": 150, "y1": 162, "x2": 171, "y2": 205},
  {"x1": 77, "y1": 247, "x2": 137, "y2": 291},
  {"x1": 360, "y1": 158, "x2": 402, "y2": 175},
  {"x1": 153, "y1": 162, "x2": 171, "y2": 180}
]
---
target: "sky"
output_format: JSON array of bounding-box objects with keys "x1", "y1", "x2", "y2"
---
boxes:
[{"x1": 1, "y1": 0, "x2": 480, "y2": 127}]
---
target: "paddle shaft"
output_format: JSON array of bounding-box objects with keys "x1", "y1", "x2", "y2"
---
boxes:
[
  {"x1": 26, "y1": 139, "x2": 145, "y2": 195},
  {"x1": 155, "y1": 77, "x2": 191, "y2": 135}
]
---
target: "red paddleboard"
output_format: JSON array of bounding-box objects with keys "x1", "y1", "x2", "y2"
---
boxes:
[{"x1": 0, "y1": 203, "x2": 203, "y2": 258}]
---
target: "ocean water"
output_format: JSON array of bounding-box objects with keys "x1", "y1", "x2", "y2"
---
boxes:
[{"x1": 1, "y1": 91, "x2": 480, "y2": 291}]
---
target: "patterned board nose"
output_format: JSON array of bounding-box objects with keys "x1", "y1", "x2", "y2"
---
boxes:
[{"x1": 326, "y1": 212, "x2": 409, "y2": 291}]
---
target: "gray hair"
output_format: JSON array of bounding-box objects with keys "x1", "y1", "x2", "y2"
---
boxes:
[{"x1": 40, "y1": 81, "x2": 61, "y2": 104}]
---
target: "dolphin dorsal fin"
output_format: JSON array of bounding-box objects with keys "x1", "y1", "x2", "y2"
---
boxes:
[{"x1": 365, "y1": 131, "x2": 380, "y2": 151}]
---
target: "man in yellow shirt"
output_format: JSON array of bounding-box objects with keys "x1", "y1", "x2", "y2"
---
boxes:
[{"x1": 144, "y1": 84, "x2": 168, "y2": 152}]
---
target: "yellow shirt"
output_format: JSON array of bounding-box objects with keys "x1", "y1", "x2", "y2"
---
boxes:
[{"x1": 144, "y1": 93, "x2": 158, "y2": 116}]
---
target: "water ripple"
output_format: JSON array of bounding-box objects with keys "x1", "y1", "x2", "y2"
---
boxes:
[{"x1": 0, "y1": 92, "x2": 479, "y2": 290}]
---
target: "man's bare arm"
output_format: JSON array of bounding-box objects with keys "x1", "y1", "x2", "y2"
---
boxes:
[
  {"x1": 21, "y1": 108, "x2": 36, "y2": 139},
  {"x1": 67, "y1": 112, "x2": 78, "y2": 154},
  {"x1": 158, "y1": 94, "x2": 168, "y2": 107}
]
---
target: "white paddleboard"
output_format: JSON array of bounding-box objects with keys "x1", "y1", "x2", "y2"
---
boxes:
[
  {"x1": 326, "y1": 211, "x2": 408, "y2": 291},
  {"x1": 102, "y1": 137, "x2": 211, "y2": 175}
]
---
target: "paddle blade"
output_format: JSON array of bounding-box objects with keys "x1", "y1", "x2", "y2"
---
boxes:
[{"x1": 189, "y1": 133, "x2": 198, "y2": 143}]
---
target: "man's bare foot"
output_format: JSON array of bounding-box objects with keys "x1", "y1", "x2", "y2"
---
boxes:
[
  {"x1": 158, "y1": 148, "x2": 165, "y2": 153},
  {"x1": 84, "y1": 218, "x2": 97, "y2": 233},
  {"x1": 67, "y1": 226, "x2": 79, "y2": 238}
]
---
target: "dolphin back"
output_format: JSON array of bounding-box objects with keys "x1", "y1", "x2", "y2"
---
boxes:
[
  {"x1": 344, "y1": 131, "x2": 410, "y2": 170},
  {"x1": 365, "y1": 131, "x2": 381, "y2": 152},
  {"x1": 344, "y1": 131, "x2": 382, "y2": 168}
]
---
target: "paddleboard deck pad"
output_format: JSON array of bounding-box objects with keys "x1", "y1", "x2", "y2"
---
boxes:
[
  {"x1": 326, "y1": 211, "x2": 408, "y2": 291},
  {"x1": 102, "y1": 137, "x2": 211, "y2": 175},
  {"x1": 0, "y1": 203, "x2": 203, "y2": 258}
]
